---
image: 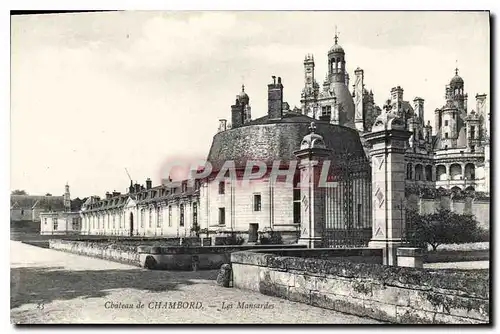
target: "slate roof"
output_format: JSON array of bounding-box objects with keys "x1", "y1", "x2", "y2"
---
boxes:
[
  {"x1": 10, "y1": 195, "x2": 64, "y2": 211},
  {"x1": 207, "y1": 111, "x2": 367, "y2": 171},
  {"x1": 83, "y1": 181, "x2": 200, "y2": 213}
]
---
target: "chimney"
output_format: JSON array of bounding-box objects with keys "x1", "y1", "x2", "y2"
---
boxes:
[
  {"x1": 413, "y1": 97, "x2": 425, "y2": 123},
  {"x1": 390, "y1": 86, "x2": 404, "y2": 115},
  {"x1": 112, "y1": 191, "x2": 120, "y2": 197},
  {"x1": 105, "y1": 192, "x2": 112, "y2": 199},
  {"x1": 129, "y1": 181, "x2": 134, "y2": 193},
  {"x1": 268, "y1": 76, "x2": 284, "y2": 120},
  {"x1": 146, "y1": 178, "x2": 152, "y2": 190},
  {"x1": 218, "y1": 119, "x2": 227, "y2": 133},
  {"x1": 134, "y1": 183, "x2": 141, "y2": 193},
  {"x1": 231, "y1": 99, "x2": 244, "y2": 128}
]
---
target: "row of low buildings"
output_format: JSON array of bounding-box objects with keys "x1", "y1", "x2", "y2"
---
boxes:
[{"x1": 30, "y1": 31, "x2": 490, "y2": 239}]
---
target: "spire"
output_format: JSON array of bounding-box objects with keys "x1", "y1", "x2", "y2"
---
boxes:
[{"x1": 334, "y1": 25, "x2": 339, "y2": 45}]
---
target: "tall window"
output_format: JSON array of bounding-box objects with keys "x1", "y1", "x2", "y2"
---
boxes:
[
  {"x1": 140, "y1": 209, "x2": 145, "y2": 228},
  {"x1": 112, "y1": 215, "x2": 115, "y2": 229},
  {"x1": 44, "y1": 218, "x2": 47, "y2": 225},
  {"x1": 157, "y1": 207, "x2": 162, "y2": 228},
  {"x1": 293, "y1": 173, "x2": 301, "y2": 225},
  {"x1": 53, "y1": 218, "x2": 58, "y2": 231},
  {"x1": 180, "y1": 204, "x2": 185, "y2": 227},
  {"x1": 168, "y1": 206, "x2": 172, "y2": 227},
  {"x1": 119, "y1": 214, "x2": 122, "y2": 228},
  {"x1": 218, "y1": 181, "x2": 225, "y2": 194},
  {"x1": 193, "y1": 202, "x2": 198, "y2": 225},
  {"x1": 107, "y1": 214, "x2": 110, "y2": 229},
  {"x1": 470, "y1": 126, "x2": 476, "y2": 139},
  {"x1": 357, "y1": 204, "x2": 362, "y2": 227},
  {"x1": 149, "y1": 208, "x2": 153, "y2": 228},
  {"x1": 444, "y1": 120, "x2": 448, "y2": 126},
  {"x1": 218, "y1": 208, "x2": 226, "y2": 225},
  {"x1": 72, "y1": 218, "x2": 79, "y2": 230},
  {"x1": 445, "y1": 133, "x2": 449, "y2": 139},
  {"x1": 253, "y1": 194, "x2": 262, "y2": 212}
]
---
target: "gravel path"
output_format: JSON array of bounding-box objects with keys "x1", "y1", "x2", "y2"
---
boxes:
[{"x1": 10, "y1": 241, "x2": 381, "y2": 324}]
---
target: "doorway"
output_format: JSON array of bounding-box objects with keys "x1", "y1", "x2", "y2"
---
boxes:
[{"x1": 129, "y1": 212, "x2": 134, "y2": 237}]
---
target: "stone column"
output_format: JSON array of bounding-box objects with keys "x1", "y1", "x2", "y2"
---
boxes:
[
  {"x1": 364, "y1": 105, "x2": 411, "y2": 265},
  {"x1": 294, "y1": 122, "x2": 331, "y2": 248}
]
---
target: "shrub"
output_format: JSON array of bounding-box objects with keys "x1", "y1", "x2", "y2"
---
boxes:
[
  {"x1": 259, "y1": 230, "x2": 283, "y2": 245},
  {"x1": 406, "y1": 208, "x2": 485, "y2": 251}
]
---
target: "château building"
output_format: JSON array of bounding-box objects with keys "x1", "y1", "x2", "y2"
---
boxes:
[{"x1": 70, "y1": 31, "x2": 489, "y2": 239}]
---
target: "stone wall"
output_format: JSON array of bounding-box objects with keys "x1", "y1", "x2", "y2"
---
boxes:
[
  {"x1": 407, "y1": 195, "x2": 490, "y2": 230},
  {"x1": 231, "y1": 250, "x2": 489, "y2": 324},
  {"x1": 49, "y1": 239, "x2": 141, "y2": 266}
]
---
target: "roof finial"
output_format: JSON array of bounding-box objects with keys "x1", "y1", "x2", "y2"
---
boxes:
[
  {"x1": 309, "y1": 122, "x2": 317, "y2": 133},
  {"x1": 241, "y1": 84, "x2": 245, "y2": 92},
  {"x1": 455, "y1": 60, "x2": 459, "y2": 75},
  {"x1": 334, "y1": 25, "x2": 339, "y2": 45}
]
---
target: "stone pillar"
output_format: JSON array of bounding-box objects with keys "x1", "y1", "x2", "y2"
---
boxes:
[
  {"x1": 364, "y1": 105, "x2": 411, "y2": 265},
  {"x1": 294, "y1": 122, "x2": 331, "y2": 248}
]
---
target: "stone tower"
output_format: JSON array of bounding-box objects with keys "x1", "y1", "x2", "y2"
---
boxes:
[
  {"x1": 353, "y1": 68, "x2": 364, "y2": 132},
  {"x1": 301, "y1": 54, "x2": 319, "y2": 118},
  {"x1": 64, "y1": 183, "x2": 71, "y2": 212}
]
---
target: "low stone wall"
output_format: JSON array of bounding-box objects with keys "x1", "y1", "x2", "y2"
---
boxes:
[
  {"x1": 424, "y1": 250, "x2": 490, "y2": 263},
  {"x1": 137, "y1": 245, "x2": 307, "y2": 270},
  {"x1": 231, "y1": 250, "x2": 490, "y2": 324},
  {"x1": 49, "y1": 239, "x2": 141, "y2": 266}
]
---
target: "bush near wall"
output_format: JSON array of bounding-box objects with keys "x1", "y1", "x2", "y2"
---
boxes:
[{"x1": 405, "y1": 209, "x2": 488, "y2": 251}]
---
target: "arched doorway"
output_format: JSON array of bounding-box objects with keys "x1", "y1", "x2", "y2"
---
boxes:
[
  {"x1": 425, "y1": 165, "x2": 433, "y2": 181},
  {"x1": 465, "y1": 163, "x2": 475, "y2": 180},
  {"x1": 129, "y1": 212, "x2": 134, "y2": 237}
]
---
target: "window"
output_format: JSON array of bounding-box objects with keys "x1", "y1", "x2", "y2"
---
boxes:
[
  {"x1": 357, "y1": 204, "x2": 362, "y2": 227},
  {"x1": 193, "y1": 203, "x2": 198, "y2": 226},
  {"x1": 21, "y1": 209, "x2": 24, "y2": 215},
  {"x1": 53, "y1": 218, "x2": 58, "y2": 231},
  {"x1": 218, "y1": 208, "x2": 226, "y2": 225},
  {"x1": 44, "y1": 218, "x2": 47, "y2": 225},
  {"x1": 444, "y1": 145, "x2": 448, "y2": 150},
  {"x1": 168, "y1": 206, "x2": 172, "y2": 227},
  {"x1": 471, "y1": 145, "x2": 475, "y2": 153},
  {"x1": 119, "y1": 214, "x2": 122, "y2": 228},
  {"x1": 112, "y1": 215, "x2": 115, "y2": 229},
  {"x1": 140, "y1": 209, "x2": 145, "y2": 228},
  {"x1": 72, "y1": 218, "x2": 79, "y2": 230},
  {"x1": 180, "y1": 204, "x2": 185, "y2": 227},
  {"x1": 293, "y1": 173, "x2": 301, "y2": 225},
  {"x1": 149, "y1": 208, "x2": 153, "y2": 228},
  {"x1": 445, "y1": 133, "x2": 449, "y2": 139},
  {"x1": 444, "y1": 120, "x2": 448, "y2": 126},
  {"x1": 470, "y1": 126, "x2": 475, "y2": 139},
  {"x1": 218, "y1": 181, "x2": 225, "y2": 194},
  {"x1": 253, "y1": 194, "x2": 262, "y2": 212},
  {"x1": 157, "y1": 208, "x2": 162, "y2": 228},
  {"x1": 182, "y1": 182, "x2": 187, "y2": 193}
]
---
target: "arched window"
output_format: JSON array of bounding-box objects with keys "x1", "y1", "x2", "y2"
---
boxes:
[
  {"x1": 425, "y1": 165, "x2": 433, "y2": 181},
  {"x1": 465, "y1": 163, "x2": 475, "y2": 180},
  {"x1": 450, "y1": 164, "x2": 462, "y2": 180},
  {"x1": 415, "y1": 164, "x2": 424, "y2": 181},
  {"x1": 407, "y1": 163, "x2": 413, "y2": 180},
  {"x1": 436, "y1": 165, "x2": 447, "y2": 181}
]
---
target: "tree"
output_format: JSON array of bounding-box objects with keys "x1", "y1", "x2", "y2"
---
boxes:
[
  {"x1": 11, "y1": 189, "x2": 27, "y2": 195},
  {"x1": 406, "y1": 209, "x2": 484, "y2": 251}
]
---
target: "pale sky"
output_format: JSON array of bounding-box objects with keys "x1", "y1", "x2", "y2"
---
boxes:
[{"x1": 10, "y1": 11, "x2": 490, "y2": 198}]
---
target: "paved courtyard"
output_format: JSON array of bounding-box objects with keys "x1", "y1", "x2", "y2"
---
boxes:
[{"x1": 10, "y1": 241, "x2": 380, "y2": 324}]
